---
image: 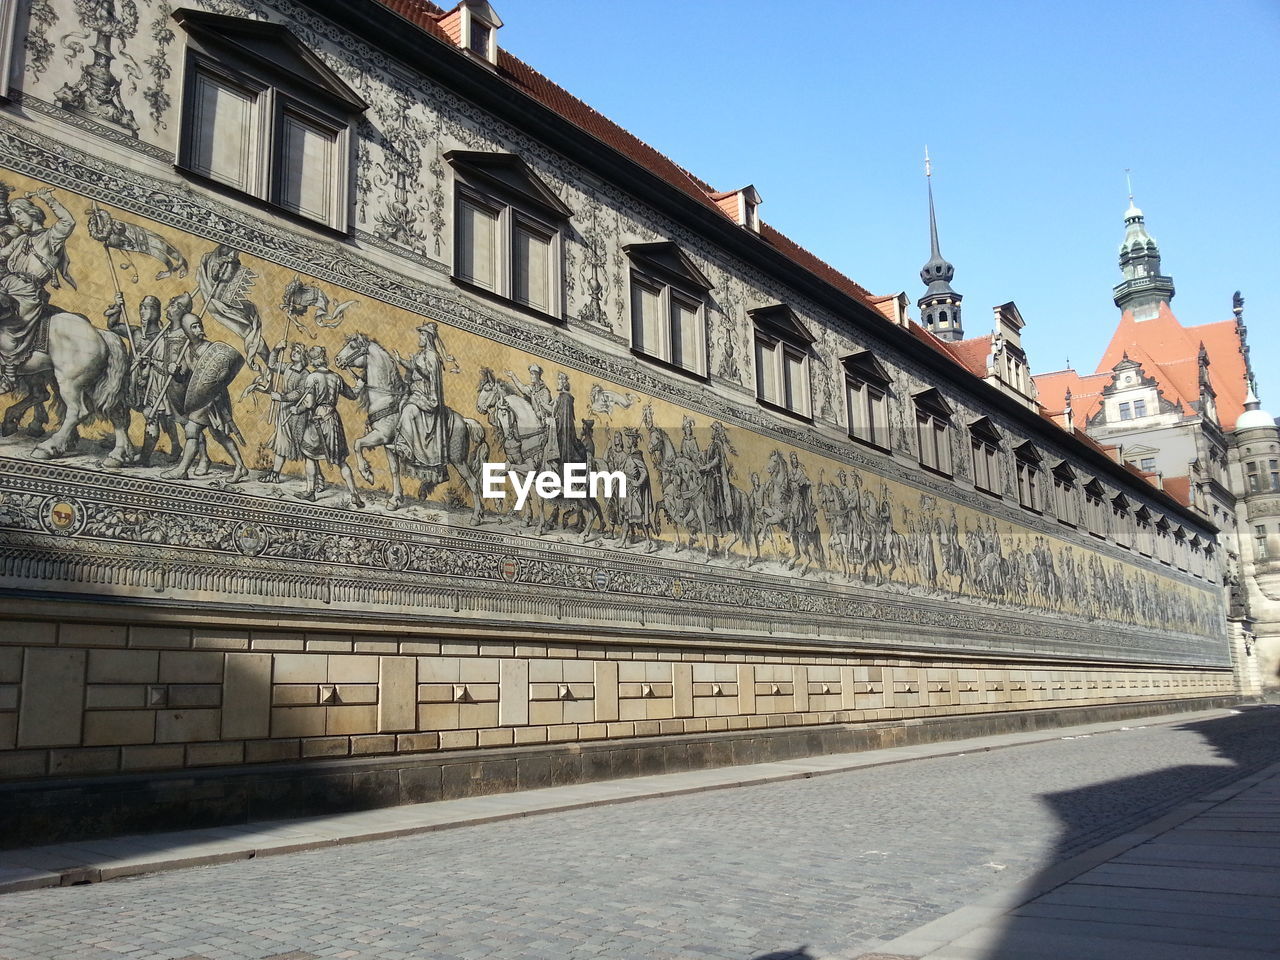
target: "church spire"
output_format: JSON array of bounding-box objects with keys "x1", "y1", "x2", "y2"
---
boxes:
[
  {"x1": 1112, "y1": 175, "x2": 1175, "y2": 318},
  {"x1": 918, "y1": 147, "x2": 964, "y2": 342}
]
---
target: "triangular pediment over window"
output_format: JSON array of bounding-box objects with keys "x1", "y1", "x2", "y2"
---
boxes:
[
  {"x1": 1111, "y1": 492, "x2": 1130, "y2": 510},
  {"x1": 1135, "y1": 506, "x2": 1152, "y2": 523},
  {"x1": 173, "y1": 9, "x2": 367, "y2": 112},
  {"x1": 840, "y1": 351, "x2": 891, "y2": 386},
  {"x1": 1052, "y1": 460, "x2": 1077, "y2": 483},
  {"x1": 623, "y1": 242, "x2": 712, "y2": 292},
  {"x1": 913, "y1": 388, "x2": 953, "y2": 420},
  {"x1": 445, "y1": 151, "x2": 573, "y2": 221},
  {"x1": 1084, "y1": 478, "x2": 1105, "y2": 499},
  {"x1": 749, "y1": 304, "x2": 814, "y2": 346},
  {"x1": 1015, "y1": 441, "x2": 1042, "y2": 465},
  {"x1": 970, "y1": 416, "x2": 1002, "y2": 446}
]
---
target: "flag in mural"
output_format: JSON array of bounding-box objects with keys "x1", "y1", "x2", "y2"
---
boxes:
[
  {"x1": 281, "y1": 275, "x2": 356, "y2": 330},
  {"x1": 86, "y1": 206, "x2": 188, "y2": 281}
]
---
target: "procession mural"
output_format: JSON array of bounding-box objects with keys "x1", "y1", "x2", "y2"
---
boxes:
[
  {"x1": 0, "y1": 168, "x2": 1222, "y2": 651},
  {"x1": 0, "y1": 0, "x2": 1225, "y2": 665}
]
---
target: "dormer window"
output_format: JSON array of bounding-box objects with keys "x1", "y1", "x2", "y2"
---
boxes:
[
  {"x1": 440, "y1": 1, "x2": 502, "y2": 66},
  {"x1": 712, "y1": 185, "x2": 762, "y2": 233},
  {"x1": 750, "y1": 305, "x2": 812, "y2": 418},
  {"x1": 469, "y1": 19, "x2": 491, "y2": 56},
  {"x1": 1084, "y1": 479, "x2": 1108, "y2": 537}
]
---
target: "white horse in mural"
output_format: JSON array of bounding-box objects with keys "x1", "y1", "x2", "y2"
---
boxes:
[
  {"x1": 1, "y1": 293, "x2": 133, "y2": 466},
  {"x1": 334, "y1": 331, "x2": 487, "y2": 520}
]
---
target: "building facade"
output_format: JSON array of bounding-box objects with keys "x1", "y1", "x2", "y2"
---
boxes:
[
  {"x1": 1033, "y1": 200, "x2": 1269, "y2": 693},
  {"x1": 0, "y1": 0, "x2": 1235, "y2": 840}
]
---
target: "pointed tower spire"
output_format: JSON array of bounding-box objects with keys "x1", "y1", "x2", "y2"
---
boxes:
[
  {"x1": 1112, "y1": 173, "x2": 1175, "y2": 318},
  {"x1": 918, "y1": 147, "x2": 964, "y2": 342}
]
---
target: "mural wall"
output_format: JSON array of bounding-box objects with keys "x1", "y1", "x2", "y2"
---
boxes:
[{"x1": 0, "y1": 0, "x2": 1225, "y2": 670}]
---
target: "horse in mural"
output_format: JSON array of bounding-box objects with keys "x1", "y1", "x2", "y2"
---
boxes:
[
  {"x1": 762, "y1": 449, "x2": 825, "y2": 575},
  {"x1": 2, "y1": 296, "x2": 134, "y2": 468},
  {"x1": 474, "y1": 367, "x2": 605, "y2": 536},
  {"x1": 334, "y1": 332, "x2": 487, "y2": 521},
  {"x1": 645, "y1": 423, "x2": 712, "y2": 556},
  {"x1": 1, "y1": 369, "x2": 55, "y2": 438}
]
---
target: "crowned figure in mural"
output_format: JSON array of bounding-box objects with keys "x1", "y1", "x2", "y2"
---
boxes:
[
  {"x1": 288, "y1": 345, "x2": 364, "y2": 508},
  {"x1": 392, "y1": 321, "x2": 459, "y2": 487},
  {"x1": 159, "y1": 300, "x2": 248, "y2": 484},
  {"x1": 104, "y1": 292, "x2": 181, "y2": 466},
  {"x1": 256, "y1": 341, "x2": 310, "y2": 485},
  {"x1": 621, "y1": 425, "x2": 657, "y2": 552}
]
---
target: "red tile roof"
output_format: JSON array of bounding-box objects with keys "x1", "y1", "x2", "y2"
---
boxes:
[
  {"x1": 374, "y1": 0, "x2": 882, "y2": 309},
  {"x1": 1034, "y1": 367, "x2": 1112, "y2": 424},
  {"x1": 946, "y1": 335, "x2": 994, "y2": 379},
  {"x1": 1161, "y1": 475, "x2": 1193, "y2": 508},
  {"x1": 1095, "y1": 302, "x2": 1247, "y2": 429}
]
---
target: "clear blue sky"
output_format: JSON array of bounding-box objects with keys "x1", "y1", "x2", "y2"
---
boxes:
[{"x1": 495, "y1": 0, "x2": 1279, "y2": 398}]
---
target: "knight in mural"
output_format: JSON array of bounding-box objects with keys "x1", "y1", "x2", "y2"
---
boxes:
[
  {"x1": 104, "y1": 292, "x2": 181, "y2": 466},
  {"x1": 159, "y1": 299, "x2": 248, "y2": 484},
  {"x1": 288, "y1": 345, "x2": 364, "y2": 508},
  {"x1": 392, "y1": 321, "x2": 459, "y2": 486},
  {"x1": 256, "y1": 340, "x2": 310, "y2": 485},
  {"x1": 785, "y1": 451, "x2": 823, "y2": 572}
]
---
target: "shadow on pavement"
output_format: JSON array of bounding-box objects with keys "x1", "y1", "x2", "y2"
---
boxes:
[{"x1": 956, "y1": 704, "x2": 1280, "y2": 960}]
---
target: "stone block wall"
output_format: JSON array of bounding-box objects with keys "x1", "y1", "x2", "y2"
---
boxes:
[{"x1": 0, "y1": 614, "x2": 1235, "y2": 785}]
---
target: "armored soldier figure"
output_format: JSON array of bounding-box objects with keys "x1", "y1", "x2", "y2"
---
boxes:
[
  {"x1": 105, "y1": 293, "x2": 181, "y2": 466},
  {"x1": 160, "y1": 308, "x2": 248, "y2": 483}
]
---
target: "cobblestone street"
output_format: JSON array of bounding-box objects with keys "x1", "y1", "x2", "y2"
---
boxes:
[{"x1": 2, "y1": 708, "x2": 1278, "y2": 960}]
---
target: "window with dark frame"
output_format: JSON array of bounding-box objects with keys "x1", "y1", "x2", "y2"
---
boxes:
[
  {"x1": 448, "y1": 151, "x2": 572, "y2": 318},
  {"x1": 749, "y1": 305, "x2": 813, "y2": 418},
  {"x1": 1052, "y1": 462, "x2": 1078, "y2": 526},
  {"x1": 842, "y1": 352, "x2": 892, "y2": 451},
  {"x1": 914, "y1": 389, "x2": 952, "y2": 476},
  {"x1": 1015, "y1": 443, "x2": 1042, "y2": 512},
  {"x1": 624, "y1": 242, "x2": 711, "y2": 377},
  {"x1": 174, "y1": 10, "x2": 366, "y2": 232},
  {"x1": 970, "y1": 418, "x2": 1002, "y2": 495},
  {"x1": 1084, "y1": 479, "x2": 1107, "y2": 537}
]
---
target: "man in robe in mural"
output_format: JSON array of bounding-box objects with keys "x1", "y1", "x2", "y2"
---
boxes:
[
  {"x1": 786, "y1": 451, "x2": 818, "y2": 560},
  {"x1": 392, "y1": 322, "x2": 458, "y2": 487},
  {"x1": 160, "y1": 306, "x2": 248, "y2": 484},
  {"x1": 505, "y1": 363, "x2": 557, "y2": 463},
  {"x1": 0, "y1": 188, "x2": 75, "y2": 392},
  {"x1": 602, "y1": 428, "x2": 627, "y2": 538},
  {"x1": 621, "y1": 425, "x2": 656, "y2": 552},
  {"x1": 700, "y1": 421, "x2": 735, "y2": 536},
  {"x1": 552, "y1": 372, "x2": 585, "y2": 467},
  {"x1": 288, "y1": 345, "x2": 364, "y2": 508},
  {"x1": 256, "y1": 340, "x2": 309, "y2": 485},
  {"x1": 104, "y1": 292, "x2": 181, "y2": 466}
]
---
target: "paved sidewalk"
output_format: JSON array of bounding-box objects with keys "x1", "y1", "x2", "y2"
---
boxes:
[
  {"x1": 872, "y1": 750, "x2": 1280, "y2": 959},
  {"x1": 0, "y1": 707, "x2": 1243, "y2": 898}
]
